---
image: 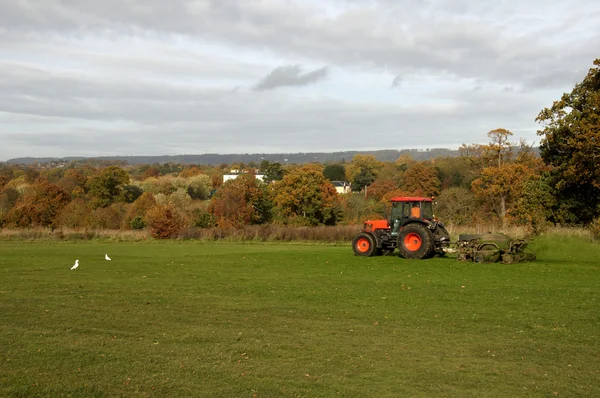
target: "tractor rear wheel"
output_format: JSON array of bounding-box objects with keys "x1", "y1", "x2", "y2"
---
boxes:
[
  {"x1": 398, "y1": 223, "x2": 435, "y2": 259},
  {"x1": 352, "y1": 232, "x2": 377, "y2": 257}
]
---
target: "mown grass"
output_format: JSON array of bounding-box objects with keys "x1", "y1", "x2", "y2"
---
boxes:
[{"x1": 0, "y1": 236, "x2": 599, "y2": 397}]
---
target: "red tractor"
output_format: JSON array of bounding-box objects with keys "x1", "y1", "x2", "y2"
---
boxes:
[{"x1": 352, "y1": 197, "x2": 450, "y2": 259}]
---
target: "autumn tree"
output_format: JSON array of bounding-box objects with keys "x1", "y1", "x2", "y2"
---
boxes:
[
  {"x1": 464, "y1": 129, "x2": 515, "y2": 220},
  {"x1": 209, "y1": 175, "x2": 272, "y2": 228},
  {"x1": 5, "y1": 179, "x2": 70, "y2": 228},
  {"x1": 399, "y1": 162, "x2": 441, "y2": 197},
  {"x1": 145, "y1": 203, "x2": 187, "y2": 238},
  {"x1": 85, "y1": 166, "x2": 130, "y2": 209},
  {"x1": 139, "y1": 165, "x2": 161, "y2": 180},
  {"x1": 57, "y1": 169, "x2": 87, "y2": 196},
  {"x1": 536, "y1": 58, "x2": 600, "y2": 223},
  {"x1": 56, "y1": 199, "x2": 90, "y2": 228},
  {"x1": 365, "y1": 179, "x2": 399, "y2": 202},
  {"x1": 123, "y1": 192, "x2": 157, "y2": 229},
  {"x1": 271, "y1": 166, "x2": 341, "y2": 226}
]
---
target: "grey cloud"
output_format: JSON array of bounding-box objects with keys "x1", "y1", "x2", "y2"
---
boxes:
[
  {"x1": 2, "y1": 0, "x2": 598, "y2": 90},
  {"x1": 391, "y1": 75, "x2": 402, "y2": 89},
  {"x1": 254, "y1": 65, "x2": 330, "y2": 91}
]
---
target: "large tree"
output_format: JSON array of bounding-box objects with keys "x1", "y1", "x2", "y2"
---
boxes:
[
  {"x1": 271, "y1": 166, "x2": 341, "y2": 226},
  {"x1": 209, "y1": 175, "x2": 272, "y2": 228},
  {"x1": 5, "y1": 180, "x2": 70, "y2": 228},
  {"x1": 85, "y1": 166, "x2": 130, "y2": 209},
  {"x1": 345, "y1": 155, "x2": 383, "y2": 192},
  {"x1": 536, "y1": 58, "x2": 600, "y2": 223}
]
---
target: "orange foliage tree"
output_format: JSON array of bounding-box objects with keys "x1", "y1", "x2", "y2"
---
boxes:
[
  {"x1": 209, "y1": 175, "x2": 272, "y2": 228},
  {"x1": 5, "y1": 179, "x2": 70, "y2": 228},
  {"x1": 399, "y1": 162, "x2": 441, "y2": 197},
  {"x1": 145, "y1": 203, "x2": 187, "y2": 239}
]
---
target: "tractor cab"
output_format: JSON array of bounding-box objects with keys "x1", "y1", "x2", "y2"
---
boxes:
[{"x1": 389, "y1": 197, "x2": 434, "y2": 236}]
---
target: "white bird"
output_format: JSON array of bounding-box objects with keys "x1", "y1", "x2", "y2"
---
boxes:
[
  {"x1": 71, "y1": 260, "x2": 79, "y2": 270},
  {"x1": 105, "y1": 254, "x2": 111, "y2": 261}
]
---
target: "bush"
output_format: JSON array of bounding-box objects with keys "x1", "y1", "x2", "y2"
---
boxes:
[
  {"x1": 130, "y1": 216, "x2": 146, "y2": 230},
  {"x1": 145, "y1": 203, "x2": 187, "y2": 239},
  {"x1": 192, "y1": 209, "x2": 216, "y2": 228}
]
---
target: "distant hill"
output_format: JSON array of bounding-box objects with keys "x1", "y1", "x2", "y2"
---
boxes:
[{"x1": 6, "y1": 148, "x2": 462, "y2": 165}]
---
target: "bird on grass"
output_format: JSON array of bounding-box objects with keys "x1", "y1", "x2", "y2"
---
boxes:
[
  {"x1": 71, "y1": 260, "x2": 79, "y2": 270},
  {"x1": 105, "y1": 254, "x2": 111, "y2": 261}
]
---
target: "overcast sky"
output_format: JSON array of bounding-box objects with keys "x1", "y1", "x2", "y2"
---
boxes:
[{"x1": 1, "y1": 0, "x2": 599, "y2": 161}]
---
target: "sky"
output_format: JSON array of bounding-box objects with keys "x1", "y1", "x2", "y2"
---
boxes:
[{"x1": 0, "y1": 0, "x2": 599, "y2": 161}]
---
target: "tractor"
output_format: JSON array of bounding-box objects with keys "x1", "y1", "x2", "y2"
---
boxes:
[{"x1": 352, "y1": 197, "x2": 450, "y2": 259}]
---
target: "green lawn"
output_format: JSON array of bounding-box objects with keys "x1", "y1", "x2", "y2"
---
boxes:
[{"x1": 0, "y1": 237, "x2": 599, "y2": 397}]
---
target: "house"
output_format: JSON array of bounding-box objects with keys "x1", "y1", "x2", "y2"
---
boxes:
[
  {"x1": 223, "y1": 169, "x2": 265, "y2": 183},
  {"x1": 331, "y1": 181, "x2": 351, "y2": 194}
]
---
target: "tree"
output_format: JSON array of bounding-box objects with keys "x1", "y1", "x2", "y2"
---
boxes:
[
  {"x1": 463, "y1": 129, "x2": 516, "y2": 220},
  {"x1": 322, "y1": 164, "x2": 346, "y2": 182},
  {"x1": 345, "y1": 155, "x2": 383, "y2": 192},
  {"x1": 365, "y1": 180, "x2": 399, "y2": 202},
  {"x1": 56, "y1": 199, "x2": 90, "y2": 228},
  {"x1": 260, "y1": 160, "x2": 285, "y2": 184},
  {"x1": 271, "y1": 166, "x2": 341, "y2": 226},
  {"x1": 399, "y1": 162, "x2": 441, "y2": 197},
  {"x1": 434, "y1": 187, "x2": 477, "y2": 226},
  {"x1": 0, "y1": 187, "x2": 19, "y2": 222},
  {"x1": 209, "y1": 175, "x2": 272, "y2": 228},
  {"x1": 123, "y1": 192, "x2": 157, "y2": 228},
  {"x1": 57, "y1": 169, "x2": 86, "y2": 194},
  {"x1": 86, "y1": 166, "x2": 130, "y2": 209},
  {"x1": 145, "y1": 203, "x2": 187, "y2": 239},
  {"x1": 186, "y1": 174, "x2": 212, "y2": 200},
  {"x1": 536, "y1": 58, "x2": 600, "y2": 223},
  {"x1": 6, "y1": 179, "x2": 70, "y2": 228}
]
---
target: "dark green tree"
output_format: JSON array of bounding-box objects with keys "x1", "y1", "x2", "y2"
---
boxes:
[
  {"x1": 536, "y1": 58, "x2": 600, "y2": 223},
  {"x1": 352, "y1": 169, "x2": 375, "y2": 192},
  {"x1": 85, "y1": 166, "x2": 130, "y2": 209},
  {"x1": 322, "y1": 164, "x2": 346, "y2": 182},
  {"x1": 259, "y1": 160, "x2": 284, "y2": 184}
]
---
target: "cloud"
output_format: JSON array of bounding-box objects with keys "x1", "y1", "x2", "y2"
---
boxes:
[
  {"x1": 0, "y1": 0, "x2": 599, "y2": 160},
  {"x1": 254, "y1": 65, "x2": 330, "y2": 91}
]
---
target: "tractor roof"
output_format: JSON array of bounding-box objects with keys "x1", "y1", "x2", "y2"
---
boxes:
[{"x1": 390, "y1": 196, "x2": 432, "y2": 202}]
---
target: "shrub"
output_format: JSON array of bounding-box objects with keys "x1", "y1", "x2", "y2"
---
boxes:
[
  {"x1": 130, "y1": 216, "x2": 146, "y2": 230},
  {"x1": 123, "y1": 192, "x2": 157, "y2": 229},
  {"x1": 192, "y1": 208, "x2": 216, "y2": 228},
  {"x1": 145, "y1": 203, "x2": 187, "y2": 239},
  {"x1": 56, "y1": 198, "x2": 90, "y2": 228}
]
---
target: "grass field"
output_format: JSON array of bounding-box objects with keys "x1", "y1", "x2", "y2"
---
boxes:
[{"x1": 1, "y1": 236, "x2": 599, "y2": 397}]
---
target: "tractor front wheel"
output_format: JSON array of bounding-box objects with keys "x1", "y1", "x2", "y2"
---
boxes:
[
  {"x1": 352, "y1": 232, "x2": 377, "y2": 257},
  {"x1": 398, "y1": 223, "x2": 435, "y2": 259}
]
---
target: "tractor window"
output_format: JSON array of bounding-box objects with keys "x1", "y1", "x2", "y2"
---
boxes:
[
  {"x1": 391, "y1": 201, "x2": 404, "y2": 221},
  {"x1": 421, "y1": 201, "x2": 433, "y2": 219}
]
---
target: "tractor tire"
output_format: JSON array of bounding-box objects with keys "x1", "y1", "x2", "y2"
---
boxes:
[
  {"x1": 352, "y1": 232, "x2": 377, "y2": 257},
  {"x1": 434, "y1": 225, "x2": 451, "y2": 256},
  {"x1": 398, "y1": 223, "x2": 435, "y2": 259}
]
